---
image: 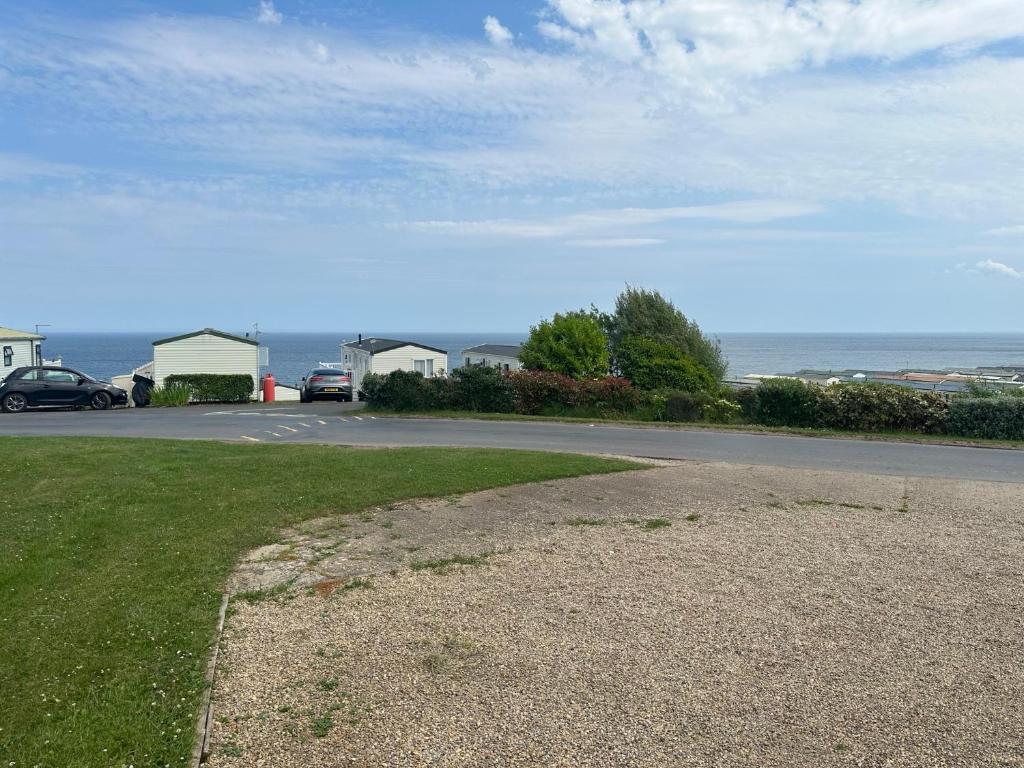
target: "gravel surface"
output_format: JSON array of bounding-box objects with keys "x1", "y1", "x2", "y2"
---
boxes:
[{"x1": 208, "y1": 462, "x2": 1024, "y2": 767}]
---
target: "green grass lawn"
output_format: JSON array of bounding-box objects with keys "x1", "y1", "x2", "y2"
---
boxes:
[{"x1": 0, "y1": 438, "x2": 634, "y2": 767}]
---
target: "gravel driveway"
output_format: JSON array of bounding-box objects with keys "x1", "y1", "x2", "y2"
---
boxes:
[{"x1": 208, "y1": 461, "x2": 1024, "y2": 767}]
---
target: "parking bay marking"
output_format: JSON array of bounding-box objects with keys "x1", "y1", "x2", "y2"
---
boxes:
[
  {"x1": 277, "y1": 425, "x2": 299, "y2": 432},
  {"x1": 240, "y1": 435, "x2": 260, "y2": 442},
  {"x1": 299, "y1": 422, "x2": 312, "y2": 428},
  {"x1": 317, "y1": 420, "x2": 327, "y2": 425},
  {"x1": 264, "y1": 431, "x2": 282, "y2": 437}
]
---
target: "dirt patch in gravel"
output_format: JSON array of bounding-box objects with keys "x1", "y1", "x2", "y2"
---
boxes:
[{"x1": 208, "y1": 461, "x2": 1024, "y2": 768}]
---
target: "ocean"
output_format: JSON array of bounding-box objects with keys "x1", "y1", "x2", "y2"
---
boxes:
[{"x1": 38, "y1": 331, "x2": 1024, "y2": 386}]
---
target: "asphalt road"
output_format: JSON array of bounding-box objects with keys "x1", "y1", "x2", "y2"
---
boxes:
[{"x1": 1, "y1": 402, "x2": 1021, "y2": 482}]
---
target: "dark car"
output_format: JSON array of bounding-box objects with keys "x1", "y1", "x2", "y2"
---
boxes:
[
  {"x1": 0, "y1": 366, "x2": 129, "y2": 413},
  {"x1": 299, "y1": 368, "x2": 353, "y2": 403}
]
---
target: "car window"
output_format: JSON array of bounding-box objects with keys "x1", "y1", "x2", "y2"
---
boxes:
[
  {"x1": 314, "y1": 369, "x2": 348, "y2": 376},
  {"x1": 15, "y1": 369, "x2": 41, "y2": 381},
  {"x1": 43, "y1": 370, "x2": 78, "y2": 383}
]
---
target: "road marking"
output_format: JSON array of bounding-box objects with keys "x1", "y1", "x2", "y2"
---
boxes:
[
  {"x1": 299, "y1": 422, "x2": 312, "y2": 428},
  {"x1": 277, "y1": 425, "x2": 298, "y2": 432},
  {"x1": 338, "y1": 417, "x2": 349, "y2": 422},
  {"x1": 317, "y1": 420, "x2": 327, "y2": 425},
  {"x1": 240, "y1": 435, "x2": 260, "y2": 442},
  {"x1": 264, "y1": 431, "x2": 283, "y2": 437},
  {"x1": 353, "y1": 416, "x2": 364, "y2": 421},
  {"x1": 369, "y1": 416, "x2": 377, "y2": 420}
]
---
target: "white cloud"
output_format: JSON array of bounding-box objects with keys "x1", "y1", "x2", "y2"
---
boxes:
[
  {"x1": 256, "y1": 0, "x2": 282, "y2": 25},
  {"x1": 484, "y1": 16, "x2": 513, "y2": 46},
  {"x1": 541, "y1": 0, "x2": 1024, "y2": 81},
  {"x1": 986, "y1": 225, "x2": 1024, "y2": 236},
  {"x1": 411, "y1": 200, "x2": 821, "y2": 238},
  {"x1": 566, "y1": 237, "x2": 664, "y2": 247},
  {"x1": 975, "y1": 259, "x2": 1023, "y2": 279}
]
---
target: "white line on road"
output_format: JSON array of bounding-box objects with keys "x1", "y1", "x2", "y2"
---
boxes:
[
  {"x1": 338, "y1": 417, "x2": 349, "y2": 422},
  {"x1": 369, "y1": 416, "x2": 376, "y2": 420},
  {"x1": 277, "y1": 425, "x2": 298, "y2": 432},
  {"x1": 263, "y1": 431, "x2": 283, "y2": 437},
  {"x1": 317, "y1": 420, "x2": 327, "y2": 425},
  {"x1": 299, "y1": 422, "x2": 312, "y2": 428},
  {"x1": 353, "y1": 416, "x2": 364, "y2": 421},
  {"x1": 240, "y1": 435, "x2": 260, "y2": 442}
]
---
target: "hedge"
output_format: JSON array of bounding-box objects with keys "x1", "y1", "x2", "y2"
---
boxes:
[
  {"x1": 819, "y1": 382, "x2": 947, "y2": 434},
  {"x1": 164, "y1": 374, "x2": 254, "y2": 403},
  {"x1": 947, "y1": 397, "x2": 1024, "y2": 440}
]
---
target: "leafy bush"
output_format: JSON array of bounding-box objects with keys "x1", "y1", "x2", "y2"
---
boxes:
[
  {"x1": 163, "y1": 374, "x2": 253, "y2": 403},
  {"x1": 947, "y1": 397, "x2": 1024, "y2": 440},
  {"x1": 450, "y1": 365, "x2": 515, "y2": 413},
  {"x1": 359, "y1": 370, "x2": 439, "y2": 411},
  {"x1": 616, "y1": 336, "x2": 715, "y2": 392},
  {"x1": 665, "y1": 391, "x2": 714, "y2": 422},
  {"x1": 509, "y1": 371, "x2": 642, "y2": 416},
  {"x1": 520, "y1": 311, "x2": 610, "y2": 379},
  {"x1": 752, "y1": 378, "x2": 821, "y2": 427},
  {"x1": 703, "y1": 398, "x2": 742, "y2": 424},
  {"x1": 149, "y1": 383, "x2": 191, "y2": 407},
  {"x1": 732, "y1": 387, "x2": 759, "y2": 421},
  {"x1": 819, "y1": 382, "x2": 948, "y2": 434}
]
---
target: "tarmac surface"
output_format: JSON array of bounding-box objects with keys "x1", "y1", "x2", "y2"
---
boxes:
[{"x1": 1, "y1": 402, "x2": 1021, "y2": 482}]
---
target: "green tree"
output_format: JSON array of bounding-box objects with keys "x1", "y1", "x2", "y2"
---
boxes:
[
  {"x1": 599, "y1": 286, "x2": 726, "y2": 381},
  {"x1": 616, "y1": 336, "x2": 715, "y2": 392},
  {"x1": 520, "y1": 311, "x2": 610, "y2": 379}
]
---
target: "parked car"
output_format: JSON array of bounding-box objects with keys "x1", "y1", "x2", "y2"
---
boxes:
[
  {"x1": 0, "y1": 366, "x2": 129, "y2": 413},
  {"x1": 299, "y1": 368, "x2": 353, "y2": 403}
]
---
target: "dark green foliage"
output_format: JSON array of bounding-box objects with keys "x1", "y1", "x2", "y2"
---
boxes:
[
  {"x1": 163, "y1": 373, "x2": 253, "y2": 403},
  {"x1": 702, "y1": 397, "x2": 742, "y2": 424},
  {"x1": 599, "y1": 286, "x2": 726, "y2": 381},
  {"x1": 616, "y1": 336, "x2": 715, "y2": 392},
  {"x1": 359, "y1": 371, "x2": 445, "y2": 411},
  {"x1": 818, "y1": 383, "x2": 948, "y2": 434},
  {"x1": 752, "y1": 378, "x2": 821, "y2": 427},
  {"x1": 148, "y1": 382, "x2": 191, "y2": 407},
  {"x1": 509, "y1": 371, "x2": 641, "y2": 416},
  {"x1": 520, "y1": 311, "x2": 610, "y2": 379},
  {"x1": 732, "y1": 387, "x2": 759, "y2": 421},
  {"x1": 947, "y1": 397, "x2": 1024, "y2": 440},
  {"x1": 450, "y1": 365, "x2": 515, "y2": 413},
  {"x1": 665, "y1": 391, "x2": 714, "y2": 422}
]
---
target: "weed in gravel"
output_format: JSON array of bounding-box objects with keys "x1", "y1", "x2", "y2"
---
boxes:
[
  {"x1": 642, "y1": 518, "x2": 672, "y2": 530},
  {"x1": 766, "y1": 500, "x2": 786, "y2": 509},
  {"x1": 311, "y1": 713, "x2": 334, "y2": 737},
  {"x1": 685, "y1": 512, "x2": 700, "y2": 522},
  {"x1": 379, "y1": 520, "x2": 394, "y2": 529},
  {"x1": 221, "y1": 743, "x2": 243, "y2": 757},
  {"x1": 411, "y1": 552, "x2": 493, "y2": 573},
  {"x1": 317, "y1": 677, "x2": 339, "y2": 691},
  {"x1": 234, "y1": 580, "x2": 293, "y2": 604},
  {"x1": 834, "y1": 742, "x2": 850, "y2": 753},
  {"x1": 276, "y1": 704, "x2": 292, "y2": 713},
  {"x1": 422, "y1": 652, "x2": 449, "y2": 674},
  {"x1": 565, "y1": 516, "x2": 607, "y2": 526}
]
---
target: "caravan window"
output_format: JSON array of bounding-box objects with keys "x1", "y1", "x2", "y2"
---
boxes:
[
  {"x1": 2, "y1": 346, "x2": 11, "y2": 367},
  {"x1": 414, "y1": 359, "x2": 434, "y2": 376}
]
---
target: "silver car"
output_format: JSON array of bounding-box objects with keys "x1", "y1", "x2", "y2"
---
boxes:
[{"x1": 299, "y1": 368, "x2": 353, "y2": 402}]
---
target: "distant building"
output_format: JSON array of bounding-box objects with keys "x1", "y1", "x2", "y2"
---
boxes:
[
  {"x1": 0, "y1": 325, "x2": 45, "y2": 380},
  {"x1": 152, "y1": 328, "x2": 262, "y2": 396},
  {"x1": 461, "y1": 343, "x2": 523, "y2": 372},
  {"x1": 342, "y1": 336, "x2": 448, "y2": 395}
]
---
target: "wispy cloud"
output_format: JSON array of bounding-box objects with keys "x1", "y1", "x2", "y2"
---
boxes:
[
  {"x1": 986, "y1": 225, "x2": 1024, "y2": 236},
  {"x1": 484, "y1": 16, "x2": 513, "y2": 46},
  {"x1": 566, "y1": 238, "x2": 665, "y2": 248},
  {"x1": 410, "y1": 201, "x2": 822, "y2": 238},
  {"x1": 975, "y1": 259, "x2": 1023, "y2": 279},
  {"x1": 256, "y1": 0, "x2": 282, "y2": 25}
]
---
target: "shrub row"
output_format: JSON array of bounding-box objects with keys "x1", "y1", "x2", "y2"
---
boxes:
[
  {"x1": 947, "y1": 397, "x2": 1024, "y2": 440},
  {"x1": 164, "y1": 374, "x2": 254, "y2": 403}
]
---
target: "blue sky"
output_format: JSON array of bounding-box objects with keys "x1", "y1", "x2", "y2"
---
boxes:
[{"x1": 2, "y1": 0, "x2": 1023, "y2": 333}]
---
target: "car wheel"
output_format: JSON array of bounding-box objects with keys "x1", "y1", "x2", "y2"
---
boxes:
[
  {"x1": 1, "y1": 392, "x2": 28, "y2": 413},
  {"x1": 299, "y1": 392, "x2": 310, "y2": 403},
  {"x1": 90, "y1": 391, "x2": 112, "y2": 411}
]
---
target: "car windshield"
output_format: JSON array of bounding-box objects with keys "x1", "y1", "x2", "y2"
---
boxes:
[{"x1": 312, "y1": 369, "x2": 348, "y2": 376}]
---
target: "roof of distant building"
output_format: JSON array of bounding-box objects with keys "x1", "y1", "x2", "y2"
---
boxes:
[
  {"x1": 0, "y1": 325, "x2": 45, "y2": 341},
  {"x1": 152, "y1": 328, "x2": 259, "y2": 346},
  {"x1": 462, "y1": 344, "x2": 522, "y2": 358},
  {"x1": 343, "y1": 337, "x2": 447, "y2": 355}
]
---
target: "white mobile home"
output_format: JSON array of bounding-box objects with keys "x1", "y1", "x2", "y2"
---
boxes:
[
  {"x1": 461, "y1": 344, "x2": 523, "y2": 372},
  {"x1": 1, "y1": 325, "x2": 45, "y2": 380},
  {"x1": 342, "y1": 337, "x2": 448, "y2": 395},
  {"x1": 152, "y1": 328, "x2": 261, "y2": 396}
]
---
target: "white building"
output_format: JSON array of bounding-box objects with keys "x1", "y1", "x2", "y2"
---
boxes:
[
  {"x1": 152, "y1": 328, "x2": 262, "y2": 396},
  {"x1": 1, "y1": 325, "x2": 45, "y2": 380},
  {"x1": 342, "y1": 337, "x2": 448, "y2": 395},
  {"x1": 461, "y1": 343, "x2": 523, "y2": 372}
]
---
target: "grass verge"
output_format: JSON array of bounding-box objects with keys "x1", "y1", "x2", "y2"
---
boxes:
[
  {"x1": 366, "y1": 408, "x2": 1024, "y2": 450},
  {"x1": 0, "y1": 437, "x2": 634, "y2": 767}
]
